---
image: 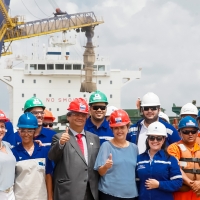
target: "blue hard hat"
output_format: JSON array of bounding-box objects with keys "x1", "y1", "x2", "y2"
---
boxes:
[
  {"x1": 197, "y1": 110, "x2": 200, "y2": 120},
  {"x1": 17, "y1": 112, "x2": 38, "y2": 129},
  {"x1": 178, "y1": 116, "x2": 199, "y2": 131}
]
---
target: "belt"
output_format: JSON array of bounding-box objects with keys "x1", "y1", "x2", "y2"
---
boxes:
[{"x1": 3, "y1": 186, "x2": 13, "y2": 193}]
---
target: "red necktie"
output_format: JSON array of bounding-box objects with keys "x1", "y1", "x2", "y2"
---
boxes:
[{"x1": 76, "y1": 134, "x2": 84, "y2": 155}]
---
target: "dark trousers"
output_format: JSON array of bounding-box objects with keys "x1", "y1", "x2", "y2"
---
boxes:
[
  {"x1": 99, "y1": 191, "x2": 137, "y2": 200},
  {"x1": 84, "y1": 183, "x2": 94, "y2": 200}
]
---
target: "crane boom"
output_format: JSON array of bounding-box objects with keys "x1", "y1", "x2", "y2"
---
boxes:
[{"x1": 3, "y1": 12, "x2": 103, "y2": 43}]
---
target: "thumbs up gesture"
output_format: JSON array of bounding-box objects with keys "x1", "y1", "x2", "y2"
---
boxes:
[
  {"x1": 60, "y1": 127, "x2": 70, "y2": 145},
  {"x1": 104, "y1": 153, "x2": 113, "y2": 169}
]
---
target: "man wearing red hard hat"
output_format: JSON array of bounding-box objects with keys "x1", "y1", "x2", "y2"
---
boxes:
[{"x1": 48, "y1": 98, "x2": 100, "y2": 200}]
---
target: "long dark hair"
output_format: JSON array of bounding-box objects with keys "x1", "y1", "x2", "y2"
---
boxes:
[{"x1": 145, "y1": 136, "x2": 171, "y2": 159}]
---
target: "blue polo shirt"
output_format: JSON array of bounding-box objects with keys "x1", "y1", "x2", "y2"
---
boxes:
[
  {"x1": 11, "y1": 142, "x2": 53, "y2": 174},
  {"x1": 85, "y1": 118, "x2": 114, "y2": 145},
  {"x1": 15, "y1": 127, "x2": 56, "y2": 149},
  {"x1": 3, "y1": 121, "x2": 16, "y2": 147}
]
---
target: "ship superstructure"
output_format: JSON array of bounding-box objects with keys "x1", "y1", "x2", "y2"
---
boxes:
[{"x1": 0, "y1": 35, "x2": 141, "y2": 126}]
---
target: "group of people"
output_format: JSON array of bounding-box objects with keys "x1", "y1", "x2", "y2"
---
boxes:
[{"x1": 1, "y1": 90, "x2": 200, "y2": 200}]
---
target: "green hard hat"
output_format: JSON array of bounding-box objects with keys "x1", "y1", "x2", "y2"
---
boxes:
[
  {"x1": 24, "y1": 97, "x2": 45, "y2": 112},
  {"x1": 89, "y1": 90, "x2": 108, "y2": 105}
]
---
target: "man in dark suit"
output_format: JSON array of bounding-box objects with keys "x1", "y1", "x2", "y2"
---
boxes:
[{"x1": 48, "y1": 98, "x2": 100, "y2": 200}]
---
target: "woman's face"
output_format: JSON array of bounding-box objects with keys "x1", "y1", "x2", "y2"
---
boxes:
[
  {"x1": 148, "y1": 135, "x2": 165, "y2": 151},
  {"x1": 19, "y1": 128, "x2": 35, "y2": 144},
  {"x1": 0, "y1": 122, "x2": 6, "y2": 140},
  {"x1": 112, "y1": 125, "x2": 128, "y2": 141}
]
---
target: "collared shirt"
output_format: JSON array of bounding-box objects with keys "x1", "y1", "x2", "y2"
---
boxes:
[
  {"x1": 15, "y1": 127, "x2": 56, "y2": 149},
  {"x1": 85, "y1": 117, "x2": 113, "y2": 145},
  {"x1": 137, "y1": 120, "x2": 148, "y2": 154},
  {"x1": 69, "y1": 127, "x2": 88, "y2": 164}
]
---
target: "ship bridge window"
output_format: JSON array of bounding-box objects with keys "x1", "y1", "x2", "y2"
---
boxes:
[
  {"x1": 73, "y1": 64, "x2": 81, "y2": 70},
  {"x1": 93, "y1": 65, "x2": 97, "y2": 71},
  {"x1": 30, "y1": 64, "x2": 37, "y2": 70},
  {"x1": 38, "y1": 64, "x2": 45, "y2": 70},
  {"x1": 98, "y1": 65, "x2": 105, "y2": 71},
  {"x1": 56, "y1": 64, "x2": 64, "y2": 70},
  {"x1": 65, "y1": 64, "x2": 72, "y2": 70},
  {"x1": 47, "y1": 64, "x2": 54, "y2": 70}
]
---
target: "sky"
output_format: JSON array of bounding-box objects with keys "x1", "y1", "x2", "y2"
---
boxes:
[{"x1": 1, "y1": 0, "x2": 200, "y2": 117}]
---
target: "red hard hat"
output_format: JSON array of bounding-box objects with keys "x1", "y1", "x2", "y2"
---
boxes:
[
  {"x1": 109, "y1": 109, "x2": 130, "y2": 127},
  {"x1": 67, "y1": 98, "x2": 89, "y2": 114},
  {"x1": 0, "y1": 110, "x2": 9, "y2": 122},
  {"x1": 44, "y1": 109, "x2": 55, "y2": 121}
]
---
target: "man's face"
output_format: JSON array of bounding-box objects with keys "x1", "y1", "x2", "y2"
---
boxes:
[
  {"x1": 180, "y1": 127, "x2": 198, "y2": 145},
  {"x1": 89, "y1": 103, "x2": 107, "y2": 122},
  {"x1": 30, "y1": 107, "x2": 44, "y2": 126},
  {"x1": 43, "y1": 119, "x2": 53, "y2": 130},
  {"x1": 142, "y1": 106, "x2": 160, "y2": 124},
  {"x1": 67, "y1": 112, "x2": 87, "y2": 130}
]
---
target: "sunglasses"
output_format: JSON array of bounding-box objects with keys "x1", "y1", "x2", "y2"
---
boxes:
[
  {"x1": 143, "y1": 106, "x2": 158, "y2": 111},
  {"x1": 148, "y1": 136, "x2": 163, "y2": 142},
  {"x1": 42, "y1": 123, "x2": 53, "y2": 128},
  {"x1": 92, "y1": 106, "x2": 107, "y2": 110},
  {"x1": 181, "y1": 130, "x2": 197, "y2": 135}
]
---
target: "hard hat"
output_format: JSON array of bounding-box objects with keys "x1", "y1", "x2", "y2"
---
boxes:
[
  {"x1": 0, "y1": 110, "x2": 9, "y2": 122},
  {"x1": 89, "y1": 90, "x2": 108, "y2": 105},
  {"x1": 197, "y1": 110, "x2": 200, "y2": 120},
  {"x1": 24, "y1": 97, "x2": 45, "y2": 112},
  {"x1": 109, "y1": 109, "x2": 130, "y2": 127},
  {"x1": 67, "y1": 98, "x2": 89, "y2": 114},
  {"x1": 146, "y1": 121, "x2": 167, "y2": 137},
  {"x1": 180, "y1": 103, "x2": 198, "y2": 116},
  {"x1": 105, "y1": 106, "x2": 118, "y2": 116},
  {"x1": 17, "y1": 112, "x2": 38, "y2": 129},
  {"x1": 159, "y1": 112, "x2": 170, "y2": 123},
  {"x1": 178, "y1": 116, "x2": 199, "y2": 131},
  {"x1": 141, "y1": 92, "x2": 160, "y2": 107},
  {"x1": 44, "y1": 109, "x2": 55, "y2": 121}
]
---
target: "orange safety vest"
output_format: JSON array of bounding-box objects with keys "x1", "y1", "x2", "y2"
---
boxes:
[{"x1": 177, "y1": 141, "x2": 200, "y2": 181}]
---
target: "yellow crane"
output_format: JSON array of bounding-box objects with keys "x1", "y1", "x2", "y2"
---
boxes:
[{"x1": 0, "y1": 0, "x2": 104, "y2": 56}]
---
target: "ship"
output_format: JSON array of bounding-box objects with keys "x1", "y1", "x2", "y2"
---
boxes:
[{"x1": 0, "y1": 34, "x2": 142, "y2": 126}]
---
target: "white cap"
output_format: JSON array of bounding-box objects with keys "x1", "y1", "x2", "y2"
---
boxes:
[
  {"x1": 105, "y1": 106, "x2": 118, "y2": 116},
  {"x1": 146, "y1": 121, "x2": 167, "y2": 137},
  {"x1": 141, "y1": 92, "x2": 160, "y2": 107},
  {"x1": 159, "y1": 112, "x2": 170, "y2": 123},
  {"x1": 180, "y1": 103, "x2": 198, "y2": 116}
]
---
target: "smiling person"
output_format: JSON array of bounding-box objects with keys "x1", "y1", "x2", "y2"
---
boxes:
[
  {"x1": 127, "y1": 92, "x2": 180, "y2": 154},
  {"x1": 85, "y1": 90, "x2": 114, "y2": 145},
  {"x1": 168, "y1": 116, "x2": 200, "y2": 200},
  {"x1": 12, "y1": 112, "x2": 53, "y2": 200},
  {"x1": 94, "y1": 109, "x2": 138, "y2": 200},
  {"x1": 43, "y1": 109, "x2": 55, "y2": 130},
  {"x1": 136, "y1": 121, "x2": 182, "y2": 200},
  {"x1": 15, "y1": 97, "x2": 56, "y2": 149},
  {"x1": 0, "y1": 110, "x2": 16, "y2": 200}
]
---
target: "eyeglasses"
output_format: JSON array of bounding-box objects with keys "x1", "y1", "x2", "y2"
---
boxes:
[
  {"x1": 19, "y1": 129, "x2": 35, "y2": 135},
  {"x1": 181, "y1": 130, "x2": 197, "y2": 135},
  {"x1": 143, "y1": 106, "x2": 158, "y2": 111},
  {"x1": 43, "y1": 123, "x2": 53, "y2": 128},
  {"x1": 31, "y1": 111, "x2": 44, "y2": 115},
  {"x1": 148, "y1": 136, "x2": 163, "y2": 142},
  {"x1": 92, "y1": 106, "x2": 107, "y2": 110},
  {"x1": 71, "y1": 112, "x2": 87, "y2": 117}
]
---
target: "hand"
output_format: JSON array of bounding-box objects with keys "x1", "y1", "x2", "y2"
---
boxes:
[
  {"x1": 145, "y1": 178, "x2": 159, "y2": 189},
  {"x1": 104, "y1": 153, "x2": 113, "y2": 169},
  {"x1": 59, "y1": 127, "x2": 70, "y2": 145},
  {"x1": 190, "y1": 181, "x2": 200, "y2": 193},
  {"x1": 35, "y1": 140, "x2": 44, "y2": 146}
]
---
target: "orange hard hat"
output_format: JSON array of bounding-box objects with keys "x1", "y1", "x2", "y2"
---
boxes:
[
  {"x1": 67, "y1": 98, "x2": 89, "y2": 114},
  {"x1": 44, "y1": 109, "x2": 55, "y2": 121},
  {"x1": 0, "y1": 110, "x2": 9, "y2": 122},
  {"x1": 109, "y1": 109, "x2": 130, "y2": 127}
]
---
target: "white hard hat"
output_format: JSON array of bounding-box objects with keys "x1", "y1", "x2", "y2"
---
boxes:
[
  {"x1": 146, "y1": 121, "x2": 167, "y2": 137},
  {"x1": 159, "y1": 112, "x2": 170, "y2": 123},
  {"x1": 105, "y1": 106, "x2": 118, "y2": 116},
  {"x1": 141, "y1": 92, "x2": 160, "y2": 107},
  {"x1": 180, "y1": 103, "x2": 198, "y2": 116}
]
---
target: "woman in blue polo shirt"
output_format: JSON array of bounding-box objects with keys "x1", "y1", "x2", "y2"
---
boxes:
[
  {"x1": 11, "y1": 113, "x2": 53, "y2": 200},
  {"x1": 136, "y1": 121, "x2": 182, "y2": 200}
]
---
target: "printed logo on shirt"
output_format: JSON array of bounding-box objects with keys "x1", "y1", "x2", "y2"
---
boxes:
[
  {"x1": 137, "y1": 164, "x2": 146, "y2": 170},
  {"x1": 80, "y1": 104, "x2": 86, "y2": 111},
  {"x1": 19, "y1": 157, "x2": 22, "y2": 160},
  {"x1": 38, "y1": 161, "x2": 45, "y2": 166},
  {"x1": 115, "y1": 117, "x2": 122, "y2": 123},
  {"x1": 186, "y1": 120, "x2": 195, "y2": 126}
]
